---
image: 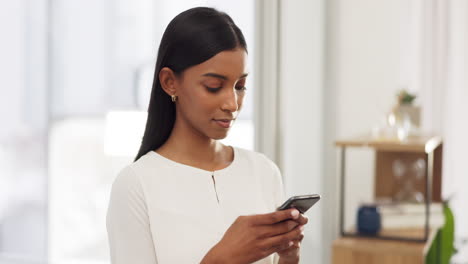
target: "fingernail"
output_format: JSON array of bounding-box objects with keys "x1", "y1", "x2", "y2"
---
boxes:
[
  {"x1": 289, "y1": 241, "x2": 294, "y2": 247},
  {"x1": 291, "y1": 209, "x2": 299, "y2": 218},
  {"x1": 300, "y1": 225, "x2": 305, "y2": 231}
]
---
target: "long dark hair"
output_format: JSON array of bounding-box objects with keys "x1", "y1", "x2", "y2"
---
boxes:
[{"x1": 134, "y1": 7, "x2": 247, "y2": 161}]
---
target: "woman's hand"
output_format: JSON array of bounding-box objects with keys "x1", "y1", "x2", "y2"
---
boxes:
[
  {"x1": 200, "y1": 208, "x2": 306, "y2": 264},
  {"x1": 277, "y1": 213, "x2": 308, "y2": 264}
]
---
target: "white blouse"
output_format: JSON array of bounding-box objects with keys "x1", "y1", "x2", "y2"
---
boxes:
[{"x1": 106, "y1": 146, "x2": 285, "y2": 264}]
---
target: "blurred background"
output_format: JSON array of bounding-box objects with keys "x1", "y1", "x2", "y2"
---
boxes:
[{"x1": 0, "y1": 0, "x2": 467, "y2": 263}]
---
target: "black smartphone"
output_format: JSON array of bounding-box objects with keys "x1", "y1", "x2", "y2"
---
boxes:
[{"x1": 277, "y1": 194, "x2": 321, "y2": 214}]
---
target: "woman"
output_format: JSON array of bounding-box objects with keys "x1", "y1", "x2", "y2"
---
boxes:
[{"x1": 106, "y1": 7, "x2": 308, "y2": 264}]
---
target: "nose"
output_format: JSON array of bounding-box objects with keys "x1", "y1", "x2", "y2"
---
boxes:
[{"x1": 221, "y1": 88, "x2": 239, "y2": 113}]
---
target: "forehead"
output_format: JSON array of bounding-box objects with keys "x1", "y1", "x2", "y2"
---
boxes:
[{"x1": 185, "y1": 48, "x2": 248, "y2": 78}]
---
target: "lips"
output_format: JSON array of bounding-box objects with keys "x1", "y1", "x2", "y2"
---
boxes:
[{"x1": 213, "y1": 119, "x2": 234, "y2": 128}]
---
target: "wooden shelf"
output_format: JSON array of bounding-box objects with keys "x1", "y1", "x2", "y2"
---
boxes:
[
  {"x1": 335, "y1": 134, "x2": 442, "y2": 153},
  {"x1": 333, "y1": 134, "x2": 445, "y2": 263},
  {"x1": 335, "y1": 134, "x2": 443, "y2": 201},
  {"x1": 332, "y1": 229, "x2": 438, "y2": 264}
]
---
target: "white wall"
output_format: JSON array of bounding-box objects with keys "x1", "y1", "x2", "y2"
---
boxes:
[
  {"x1": 279, "y1": 0, "x2": 325, "y2": 263},
  {"x1": 275, "y1": 0, "x2": 405, "y2": 261},
  {"x1": 329, "y1": 0, "x2": 402, "y2": 139},
  {"x1": 444, "y1": 0, "x2": 468, "y2": 239},
  {"x1": 323, "y1": 0, "x2": 405, "y2": 263}
]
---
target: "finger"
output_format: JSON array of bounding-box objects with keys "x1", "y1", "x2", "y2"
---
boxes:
[
  {"x1": 257, "y1": 220, "x2": 298, "y2": 238},
  {"x1": 277, "y1": 240, "x2": 301, "y2": 253},
  {"x1": 255, "y1": 234, "x2": 294, "y2": 260},
  {"x1": 251, "y1": 209, "x2": 299, "y2": 225},
  {"x1": 289, "y1": 208, "x2": 300, "y2": 220},
  {"x1": 261, "y1": 224, "x2": 305, "y2": 251},
  {"x1": 291, "y1": 238, "x2": 301, "y2": 248},
  {"x1": 288, "y1": 225, "x2": 305, "y2": 241},
  {"x1": 293, "y1": 214, "x2": 308, "y2": 226},
  {"x1": 266, "y1": 240, "x2": 295, "y2": 255},
  {"x1": 277, "y1": 240, "x2": 295, "y2": 251},
  {"x1": 297, "y1": 226, "x2": 305, "y2": 242},
  {"x1": 294, "y1": 240, "x2": 301, "y2": 248},
  {"x1": 276, "y1": 240, "x2": 301, "y2": 254}
]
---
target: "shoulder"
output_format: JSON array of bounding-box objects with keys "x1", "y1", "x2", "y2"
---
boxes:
[
  {"x1": 109, "y1": 165, "x2": 144, "y2": 201},
  {"x1": 109, "y1": 152, "x2": 156, "y2": 199},
  {"x1": 234, "y1": 147, "x2": 285, "y2": 208},
  {"x1": 234, "y1": 146, "x2": 281, "y2": 176},
  {"x1": 234, "y1": 146, "x2": 280, "y2": 170}
]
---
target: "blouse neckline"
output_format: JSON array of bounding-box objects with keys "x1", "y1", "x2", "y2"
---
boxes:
[{"x1": 148, "y1": 146, "x2": 238, "y2": 174}]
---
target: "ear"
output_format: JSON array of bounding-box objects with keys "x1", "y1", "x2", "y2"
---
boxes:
[{"x1": 159, "y1": 67, "x2": 178, "y2": 97}]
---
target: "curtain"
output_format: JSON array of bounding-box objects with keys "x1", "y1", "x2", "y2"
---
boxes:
[{"x1": 416, "y1": 0, "x2": 468, "y2": 239}]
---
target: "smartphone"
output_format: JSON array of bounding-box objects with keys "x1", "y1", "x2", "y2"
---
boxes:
[{"x1": 277, "y1": 194, "x2": 321, "y2": 214}]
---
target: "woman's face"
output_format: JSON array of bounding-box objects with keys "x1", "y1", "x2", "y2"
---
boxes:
[{"x1": 174, "y1": 48, "x2": 248, "y2": 140}]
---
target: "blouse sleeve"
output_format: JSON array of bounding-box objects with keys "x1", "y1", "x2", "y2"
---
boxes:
[
  {"x1": 271, "y1": 160, "x2": 286, "y2": 209},
  {"x1": 259, "y1": 153, "x2": 286, "y2": 208},
  {"x1": 106, "y1": 166, "x2": 158, "y2": 264},
  {"x1": 259, "y1": 154, "x2": 286, "y2": 264},
  {"x1": 270, "y1": 160, "x2": 285, "y2": 264}
]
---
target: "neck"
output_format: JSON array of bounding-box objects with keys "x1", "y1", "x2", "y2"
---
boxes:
[{"x1": 155, "y1": 115, "x2": 232, "y2": 170}]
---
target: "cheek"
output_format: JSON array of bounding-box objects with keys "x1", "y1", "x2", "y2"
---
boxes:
[{"x1": 179, "y1": 88, "x2": 215, "y2": 117}]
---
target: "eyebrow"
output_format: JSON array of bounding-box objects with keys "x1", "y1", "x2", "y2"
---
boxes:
[{"x1": 202, "y1": 72, "x2": 249, "y2": 80}]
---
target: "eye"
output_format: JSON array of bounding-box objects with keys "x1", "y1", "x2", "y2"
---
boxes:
[
  {"x1": 205, "y1": 86, "x2": 222, "y2": 93},
  {"x1": 235, "y1": 78, "x2": 247, "y2": 91}
]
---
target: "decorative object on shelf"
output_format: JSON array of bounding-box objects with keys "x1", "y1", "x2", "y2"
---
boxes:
[
  {"x1": 372, "y1": 89, "x2": 421, "y2": 142},
  {"x1": 377, "y1": 202, "x2": 444, "y2": 229},
  {"x1": 396, "y1": 89, "x2": 417, "y2": 105},
  {"x1": 357, "y1": 205, "x2": 381, "y2": 235},
  {"x1": 392, "y1": 158, "x2": 426, "y2": 203}
]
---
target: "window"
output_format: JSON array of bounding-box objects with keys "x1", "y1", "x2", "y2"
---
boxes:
[{"x1": 0, "y1": 1, "x2": 256, "y2": 263}]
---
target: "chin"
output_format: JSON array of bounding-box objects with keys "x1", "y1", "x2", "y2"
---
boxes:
[{"x1": 210, "y1": 131, "x2": 229, "y2": 140}]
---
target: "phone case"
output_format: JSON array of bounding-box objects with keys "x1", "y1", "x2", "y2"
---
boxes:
[{"x1": 277, "y1": 194, "x2": 321, "y2": 213}]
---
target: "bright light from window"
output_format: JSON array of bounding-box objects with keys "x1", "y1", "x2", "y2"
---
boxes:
[{"x1": 104, "y1": 111, "x2": 147, "y2": 157}]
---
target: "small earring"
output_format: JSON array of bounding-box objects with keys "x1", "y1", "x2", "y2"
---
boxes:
[{"x1": 171, "y1": 94, "x2": 177, "y2": 102}]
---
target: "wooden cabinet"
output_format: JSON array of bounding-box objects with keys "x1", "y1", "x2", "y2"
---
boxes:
[
  {"x1": 332, "y1": 135, "x2": 443, "y2": 263},
  {"x1": 335, "y1": 135, "x2": 443, "y2": 204},
  {"x1": 332, "y1": 228, "x2": 438, "y2": 264}
]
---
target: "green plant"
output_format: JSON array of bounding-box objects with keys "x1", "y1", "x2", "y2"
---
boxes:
[
  {"x1": 397, "y1": 90, "x2": 417, "y2": 105},
  {"x1": 425, "y1": 201, "x2": 457, "y2": 264}
]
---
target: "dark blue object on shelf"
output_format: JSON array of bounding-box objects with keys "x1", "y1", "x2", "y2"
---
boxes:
[{"x1": 357, "y1": 205, "x2": 381, "y2": 235}]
